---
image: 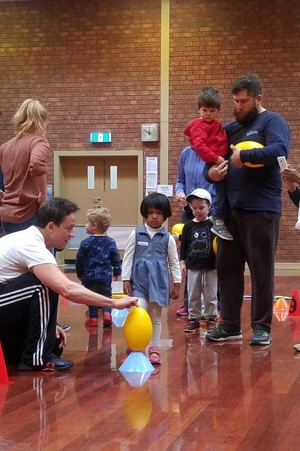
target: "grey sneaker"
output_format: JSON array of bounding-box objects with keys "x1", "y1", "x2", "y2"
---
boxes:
[
  {"x1": 211, "y1": 224, "x2": 233, "y2": 241},
  {"x1": 205, "y1": 326, "x2": 242, "y2": 342},
  {"x1": 184, "y1": 320, "x2": 200, "y2": 333},
  {"x1": 250, "y1": 329, "x2": 271, "y2": 346}
]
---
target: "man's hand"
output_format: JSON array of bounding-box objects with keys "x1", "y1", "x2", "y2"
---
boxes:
[
  {"x1": 113, "y1": 294, "x2": 138, "y2": 309},
  {"x1": 175, "y1": 192, "x2": 186, "y2": 206},
  {"x1": 281, "y1": 166, "x2": 300, "y2": 192},
  {"x1": 56, "y1": 325, "x2": 68, "y2": 349},
  {"x1": 230, "y1": 145, "x2": 244, "y2": 168},
  {"x1": 208, "y1": 160, "x2": 228, "y2": 182}
]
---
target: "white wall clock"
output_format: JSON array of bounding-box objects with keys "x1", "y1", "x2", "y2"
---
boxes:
[{"x1": 141, "y1": 123, "x2": 159, "y2": 142}]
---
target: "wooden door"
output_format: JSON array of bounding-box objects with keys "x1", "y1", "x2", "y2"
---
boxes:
[{"x1": 56, "y1": 153, "x2": 141, "y2": 261}]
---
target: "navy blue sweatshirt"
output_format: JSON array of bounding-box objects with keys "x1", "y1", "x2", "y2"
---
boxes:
[{"x1": 205, "y1": 110, "x2": 290, "y2": 214}]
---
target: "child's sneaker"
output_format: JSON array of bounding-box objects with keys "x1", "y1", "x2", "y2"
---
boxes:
[
  {"x1": 103, "y1": 312, "x2": 112, "y2": 328},
  {"x1": 148, "y1": 347, "x2": 161, "y2": 365},
  {"x1": 211, "y1": 224, "x2": 233, "y2": 241},
  {"x1": 176, "y1": 305, "x2": 188, "y2": 316},
  {"x1": 85, "y1": 318, "x2": 98, "y2": 328},
  {"x1": 184, "y1": 320, "x2": 200, "y2": 333}
]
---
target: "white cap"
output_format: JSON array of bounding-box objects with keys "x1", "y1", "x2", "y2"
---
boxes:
[{"x1": 186, "y1": 188, "x2": 211, "y2": 204}]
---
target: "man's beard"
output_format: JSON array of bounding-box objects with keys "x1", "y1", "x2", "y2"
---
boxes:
[{"x1": 234, "y1": 105, "x2": 259, "y2": 125}]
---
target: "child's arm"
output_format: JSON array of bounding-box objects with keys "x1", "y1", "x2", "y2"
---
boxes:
[
  {"x1": 75, "y1": 244, "x2": 86, "y2": 279},
  {"x1": 111, "y1": 240, "x2": 122, "y2": 280},
  {"x1": 170, "y1": 283, "x2": 180, "y2": 300},
  {"x1": 180, "y1": 260, "x2": 187, "y2": 278},
  {"x1": 123, "y1": 280, "x2": 132, "y2": 296},
  {"x1": 167, "y1": 235, "x2": 182, "y2": 299},
  {"x1": 121, "y1": 230, "x2": 136, "y2": 296},
  {"x1": 184, "y1": 119, "x2": 227, "y2": 163}
]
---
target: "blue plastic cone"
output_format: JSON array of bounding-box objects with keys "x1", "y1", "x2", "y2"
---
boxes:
[
  {"x1": 111, "y1": 308, "x2": 128, "y2": 327},
  {"x1": 119, "y1": 351, "x2": 154, "y2": 373}
]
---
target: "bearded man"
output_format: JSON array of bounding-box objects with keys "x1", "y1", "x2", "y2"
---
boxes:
[{"x1": 205, "y1": 73, "x2": 290, "y2": 346}]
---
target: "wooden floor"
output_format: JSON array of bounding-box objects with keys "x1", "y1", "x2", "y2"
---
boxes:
[{"x1": 2, "y1": 272, "x2": 300, "y2": 450}]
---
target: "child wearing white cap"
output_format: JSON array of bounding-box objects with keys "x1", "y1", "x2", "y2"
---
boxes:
[{"x1": 180, "y1": 188, "x2": 219, "y2": 333}]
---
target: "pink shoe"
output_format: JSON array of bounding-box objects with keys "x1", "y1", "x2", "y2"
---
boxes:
[
  {"x1": 149, "y1": 347, "x2": 161, "y2": 365},
  {"x1": 85, "y1": 318, "x2": 98, "y2": 328},
  {"x1": 103, "y1": 312, "x2": 112, "y2": 328},
  {"x1": 176, "y1": 306, "x2": 188, "y2": 316}
]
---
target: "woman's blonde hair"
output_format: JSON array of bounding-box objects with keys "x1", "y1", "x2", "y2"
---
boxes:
[
  {"x1": 13, "y1": 99, "x2": 49, "y2": 137},
  {"x1": 87, "y1": 207, "x2": 112, "y2": 232}
]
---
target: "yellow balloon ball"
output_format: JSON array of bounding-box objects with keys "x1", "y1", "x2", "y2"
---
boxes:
[
  {"x1": 123, "y1": 306, "x2": 153, "y2": 351},
  {"x1": 172, "y1": 223, "x2": 184, "y2": 235},
  {"x1": 234, "y1": 141, "x2": 264, "y2": 168},
  {"x1": 212, "y1": 236, "x2": 217, "y2": 255}
]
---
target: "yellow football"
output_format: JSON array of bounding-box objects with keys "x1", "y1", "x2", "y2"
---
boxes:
[{"x1": 234, "y1": 141, "x2": 264, "y2": 168}]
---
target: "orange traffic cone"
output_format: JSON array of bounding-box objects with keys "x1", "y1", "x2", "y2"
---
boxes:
[
  {"x1": 0, "y1": 343, "x2": 11, "y2": 385},
  {"x1": 273, "y1": 297, "x2": 290, "y2": 322},
  {"x1": 274, "y1": 297, "x2": 290, "y2": 311},
  {"x1": 289, "y1": 289, "x2": 300, "y2": 317}
]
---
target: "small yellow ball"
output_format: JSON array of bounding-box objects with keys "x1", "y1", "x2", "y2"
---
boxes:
[
  {"x1": 212, "y1": 236, "x2": 217, "y2": 255},
  {"x1": 172, "y1": 223, "x2": 184, "y2": 235}
]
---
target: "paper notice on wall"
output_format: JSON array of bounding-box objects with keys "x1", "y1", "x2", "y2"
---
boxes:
[
  {"x1": 157, "y1": 184, "x2": 173, "y2": 197},
  {"x1": 146, "y1": 157, "x2": 158, "y2": 194}
]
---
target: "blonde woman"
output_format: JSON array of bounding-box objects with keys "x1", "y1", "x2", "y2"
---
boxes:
[{"x1": 0, "y1": 99, "x2": 50, "y2": 234}]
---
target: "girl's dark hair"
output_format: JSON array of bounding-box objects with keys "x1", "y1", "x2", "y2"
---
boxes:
[
  {"x1": 140, "y1": 193, "x2": 172, "y2": 220},
  {"x1": 36, "y1": 197, "x2": 79, "y2": 228}
]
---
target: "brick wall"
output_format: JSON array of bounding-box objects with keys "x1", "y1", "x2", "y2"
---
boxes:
[
  {"x1": 169, "y1": 0, "x2": 300, "y2": 262},
  {"x1": 0, "y1": 0, "x2": 300, "y2": 262}
]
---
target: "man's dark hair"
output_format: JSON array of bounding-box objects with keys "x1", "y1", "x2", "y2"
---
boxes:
[
  {"x1": 231, "y1": 73, "x2": 262, "y2": 97},
  {"x1": 36, "y1": 197, "x2": 79, "y2": 228},
  {"x1": 198, "y1": 86, "x2": 221, "y2": 109},
  {"x1": 140, "y1": 192, "x2": 172, "y2": 221}
]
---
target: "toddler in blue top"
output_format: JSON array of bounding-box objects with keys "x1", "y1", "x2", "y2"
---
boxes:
[{"x1": 76, "y1": 206, "x2": 122, "y2": 329}]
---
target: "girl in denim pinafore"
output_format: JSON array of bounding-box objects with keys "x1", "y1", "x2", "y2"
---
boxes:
[{"x1": 122, "y1": 193, "x2": 181, "y2": 365}]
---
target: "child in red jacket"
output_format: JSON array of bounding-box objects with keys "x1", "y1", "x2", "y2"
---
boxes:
[{"x1": 184, "y1": 86, "x2": 232, "y2": 241}]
